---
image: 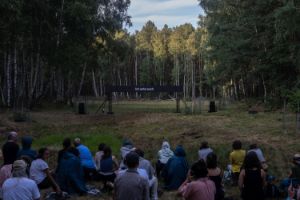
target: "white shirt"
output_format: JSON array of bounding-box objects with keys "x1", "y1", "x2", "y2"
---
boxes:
[
  {"x1": 198, "y1": 148, "x2": 213, "y2": 161},
  {"x1": 118, "y1": 168, "x2": 150, "y2": 185},
  {"x1": 2, "y1": 177, "x2": 40, "y2": 200},
  {"x1": 30, "y1": 159, "x2": 48, "y2": 184},
  {"x1": 248, "y1": 148, "x2": 266, "y2": 162}
]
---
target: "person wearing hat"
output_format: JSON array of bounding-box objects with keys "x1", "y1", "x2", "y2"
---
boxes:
[
  {"x1": 2, "y1": 160, "x2": 40, "y2": 200},
  {"x1": 115, "y1": 152, "x2": 149, "y2": 200},
  {"x1": 2, "y1": 131, "x2": 20, "y2": 165}
]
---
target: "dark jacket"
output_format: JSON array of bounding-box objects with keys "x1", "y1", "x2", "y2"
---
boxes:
[
  {"x1": 56, "y1": 152, "x2": 87, "y2": 195},
  {"x1": 162, "y1": 146, "x2": 189, "y2": 190}
]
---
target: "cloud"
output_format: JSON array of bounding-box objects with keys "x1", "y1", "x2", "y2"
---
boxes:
[{"x1": 127, "y1": 0, "x2": 202, "y2": 33}]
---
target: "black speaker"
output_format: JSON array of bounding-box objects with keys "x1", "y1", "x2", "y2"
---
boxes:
[
  {"x1": 78, "y1": 103, "x2": 86, "y2": 114},
  {"x1": 209, "y1": 101, "x2": 216, "y2": 113}
]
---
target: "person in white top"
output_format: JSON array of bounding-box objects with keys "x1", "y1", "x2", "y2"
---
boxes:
[
  {"x1": 198, "y1": 141, "x2": 213, "y2": 162},
  {"x1": 30, "y1": 148, "x2": 61, "y2": 193},
  {"x1": 2, "y1": 159, "x2": 40, "y2": 200},
  {"x1": 248, "y1": 144, "x2": 267, "y2": 169},
  {"x1": 156, "y1": 141, "x2": 174, "y2": 178}
]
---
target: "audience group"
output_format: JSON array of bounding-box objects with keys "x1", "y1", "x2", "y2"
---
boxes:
[{"x1": 0, "y1": 131, "x2": 300, "y2": 200}]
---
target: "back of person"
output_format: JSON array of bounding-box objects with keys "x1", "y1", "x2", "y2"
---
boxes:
[
  {"x1": 17, "y1": 136, "x2": 37, "y2": 161},
  {"x1": 0, "y1": 164, "x2": 12, "y2": 188},
  {"x1": 115, "y1": 170, "x2": 149, "y2": 200},
  {"x1": 2, "y1": 177, "x2": 40, "y2": 200},
  {"x1": 199, "y1": 148, "x2": 213, "y2": 161},
  {"x1": 77, "y1": 144, "x2": 95, "y2": 169},
  {"x1": 230, "y1": 150, "x2": 246, "y2": 173},
  {"x1": 242, "y1": 169, "x2": 264, "y2": 200},
  {"x1": 183, "y1": 178, "x2": 215, "y2": 200},
  {"x1": 2, "y1": 142, "x2": 19, "y2": 165},
  {"x1": 209, "y1": 174, "x2": 224, "y2": 200},
  {"x1": 100, "y1": 156, "x2": 114, "y2": 174},
  {"x1": 30, "y1": 158, "x2": 48, "y2": 185}
]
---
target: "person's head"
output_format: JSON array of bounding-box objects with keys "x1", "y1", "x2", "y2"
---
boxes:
[
  {"x1": 12, "y1": 159, "x2": 28, "y2": 178},
  {"x1": 249, "y1": 143, "x2": 257, "y2": 150},
  {"x1": 162, "y1": 141, "x2": 170, "y2": 149},
  {"x1": 243, "y1": 151, "x2": 261, "y2": 170},
  {"x1": 37, "y1": 148, "x2": 49, "y2": 160},
  {"x1": 124, "y1": 152, "x2": 139, "y2": 169},
  {"x1": 63, "y1": 138, "x2": 71, "y2": 149},
  {"x1": 200, "y1": 141, "x2": 209, "y2": 150},
  {"x1": 102, "y1": 146, "x2": 112, "y2": 159},
  {"x1": 98, "y1": 143, "x2": 106, "y2": 151},
  {"x1": 174, "y1": 145, "x2": 186, "y2": 157},
  {"x1": 8, "y1": 131, "x2": 18, "y2": 142},
  {"x1": 68, "y1": 147, "x2": 80, "y2": 157},
  {"x1": 74, "y1": 138, "x2": 81, "y2": 147},
  {"x1": 206, "y1": 152, "x2": 218, "y2": 169},
  {"x1": 190, "y1": 159, "x2": 208, "y2": 179},
  {"x1": 21, "y1": 136, "x2": 33, "y2": 150},
  {"x1": 232, "y1": 140, "x2": 242, "y2": 150},
  {"x1": 122, "y1": 139, "x2": 133, "y2": 148},
  {"x1": 135, "y1": 148, "x2": 144, "y2": 158},
  {"x1": 293, "y1": 154, "x2": 300, "y2": 166}
]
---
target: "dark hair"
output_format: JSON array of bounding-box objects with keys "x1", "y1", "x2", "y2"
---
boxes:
[
  {"x1": 200, "y1": 141, "x2": 209, "y2": 150},
  {"x1": 37, "y1": 148, "x2": 48, "y2": 159},
  {"x1": 206, "y1": 152, "x2": 217, "y2": 169},
  {"x1": 102, "y1": 146, "x2": 112, "y2": 159},
  {"x1": 68, "y1": 147, "x2": 79, "y2": 157},
  {"x1": 135, "y1": 148, "x2": 144, "y2": 158},
  {"x1": 63, "y1": 138, "x2": 71, "y2": 149},
  {"x1": 243, "y1": 152, "x2": 261, "y2": 170},
  {"x1": 98, "y1": 143, "x2": 106, "y2": 151},
  {"x1": 249, "y1": 144, "x2": 257, "y2": 150},
  {"x1": 232, "y1": 140, "x2": 242, "y2": 150},
  {"x1": 125, "y1": 152, "x2": 139, "y2": 168},
  {"x1": 190, "y1": 159, "x2": 208, "y2": 179}
]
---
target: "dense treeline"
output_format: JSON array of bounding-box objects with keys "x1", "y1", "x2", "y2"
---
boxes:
[
  {"x1": 1, "y1": 0, "x2": 300, "y2": 109},
  {"x1": 0, "y1": 0, "x2": 130, "y2": 108},
  {"x1": 199, "y1": 0, "x2": 300, "y2": 106}
]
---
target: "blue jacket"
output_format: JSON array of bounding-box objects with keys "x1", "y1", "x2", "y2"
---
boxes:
[
  {"x1": 56, "y1": 152, "x2": 87, "y2": 194},
  {"x1": 76, "y1": 144, "x2": 95, "y2": 169},
  {"x1": 162, "y1": 146, "x2": 189, "y2": 190},
  {"x1": 17, "y1": 136, "x2": 37, "y2": 160}
]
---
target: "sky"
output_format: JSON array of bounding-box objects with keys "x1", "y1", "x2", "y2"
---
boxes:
[{"x1": 127, "y1": 0, "x2": 203, "y2": 33}]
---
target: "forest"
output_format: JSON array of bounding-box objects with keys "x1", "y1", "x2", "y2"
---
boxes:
[{"x1": 0, "y1": 0, "x2": 300, "y2": 109}]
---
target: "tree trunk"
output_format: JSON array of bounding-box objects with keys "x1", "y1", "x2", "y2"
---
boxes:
[
  {"x1": 7, "y1": 51, "x2": 11, "y2": 107},
  {"x1": 77, "y1": 63, "x2": 87, "y2": 96},
  {"x1": 92, "y1": 69, "x2": 99, "y2": 97}
]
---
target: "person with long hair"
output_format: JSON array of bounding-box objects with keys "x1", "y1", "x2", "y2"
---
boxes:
[
  {"x1": 30, "y1": 148, "x2": 61, "y2": 193},
  {"x1": 239, "y1": 151, "x2": 266, "y2": 200},
  {"x1": 178, "y1": 159, "x2": 215, "y2": 200},
  {"x1": 207, "y1": 152, "x2": 224, "y2": 200}
]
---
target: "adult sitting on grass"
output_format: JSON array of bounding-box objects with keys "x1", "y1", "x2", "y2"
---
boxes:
[
  {"x1": 57, "y1": 138, "x2": 72, "y2": 165},
  {"x1": 248, "y1": 143, "x2": 267, "y2": 170},
  {"x1": 162, "y1": 145, "x2": 189, "y2": 190},
  {"x1": 95, "y1": 143, "x2": 106, "y2": 171},
  {"x1": 119, "y1": 139, "x2": 136, "y2": 170},
  {"x1": 2, "y1": 131, "x2": 19, "y2": 165},
  {"x1": 56, "y1": 147, "x2": 87, "y2": 195},
  {"x1": 73, "y1": 138, "x2": 96, "y2": 180},
  {"x1": 207, "y1": 152, "x2": 224, "y2": 200},
  {"x1": 135, "y1": 148, "x2": 158, "y2": 200},
  {"x1": 115, "y1": 152, "x2": 149, "y2": 200},
  {"x1": 2, "y1": 160, "x2": 40, "y2": 200},
  {"x1": 178, "y1": 159, "x2": 216, "y2": 200},
  {"x1": 229, "y1": 140, "x2": 246, "y2": 186},
  {"x1": 30, "y1": 148, "x2": 61, "y2": 193},
  {"x1": 238, "y1": 151, "x2": 266, "y2": 200},
  {"x1": 97, "y1": 146, "x2": 118, "y2": 192},
  {"x1": 17, "y1": 136, "x2": 37, "y2": 161},
  {"x1": 280, "y1": 154, "x2": 300, "y2": 194},
  {"x1": 198, "y1": 141, "x2": 213, "y2": 162},
  {"x1": 156, "y1": 140, "x2": 174, "y2": 178}
]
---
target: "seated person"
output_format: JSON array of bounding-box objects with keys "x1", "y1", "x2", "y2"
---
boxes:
[
  {"x1": 162, "y1": 145, "x2": 189, "y2": 190},
  {"x1": 281, "y1": 154, "x2": 300, "y2": 192},
  {"x1": 156, "y1": 140, "x2": 174, "y2": 178},
  {"x1": 178, "y1": 160, "x2": 216, "y2": 200},
  {"x1": 198, "y1": 141, "x2": 213, "y2": 162},
  {"x1": 230, "y1": 140, "x2": 246, "y2": 185},
  {"x1": 0, "y1": 164, "x2": 12, "y2": 198},
  {"x1": 56, "y1": 147, "x2": 87, "y2": 195},
  {"x1": 30, "y1": 148, "x2": 61, "y2": 193},
  {"x1": 74, "y1": 138, "x2": 96, "y2": 180},
  {"x1": 248, "y1": 143, "x2": 267, "y2": 169},
  {"x1": 95, "y1": 143, "x2": 106, "y2": 171},
  {"x1": 17, "y1": 136, "x2": 37, "y2": 161},
  {"x1": 3, "y1": 160, "x2": 40, "y2": 200},
  {"x1": 135, "y1": 148, "x2": 158, "y2": 200},
  {"x1": 97, "y1": 146, "x2": 118, "y2": 191},
  {"x1": 119, "y1": 139, "x2": 135, "y2": 170},
  {"x1": 207, "y1": 152, "x2": 224, "y2": 200}
]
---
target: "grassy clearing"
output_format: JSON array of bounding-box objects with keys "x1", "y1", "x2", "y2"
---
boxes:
[{"x1": 0, "y1": 100, "x2": 299, "y2": 199}]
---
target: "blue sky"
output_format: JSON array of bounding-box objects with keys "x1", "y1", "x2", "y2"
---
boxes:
[{"x1": 127, "y1": 0, "x2": 203, "y2": 33}]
